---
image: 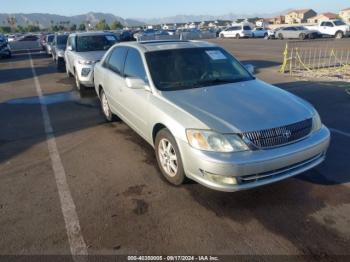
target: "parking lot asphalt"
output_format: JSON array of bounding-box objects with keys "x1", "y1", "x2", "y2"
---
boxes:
[{"x1": 0, "y1": 39, "x2": 350, "y2": 257}]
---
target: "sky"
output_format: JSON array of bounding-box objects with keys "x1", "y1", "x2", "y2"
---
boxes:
[{"x1": 1, "y1": 0, "x2": 349, "y2": 19}]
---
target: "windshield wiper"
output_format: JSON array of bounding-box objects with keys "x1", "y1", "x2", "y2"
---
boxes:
[{"x1": 197, "y1": 78, "x2": 236, "y2": 86}]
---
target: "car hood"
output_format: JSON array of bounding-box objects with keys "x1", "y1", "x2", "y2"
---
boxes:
[
  {"x1": 161, "y1": 79, "x2": 314, "y2": 133},
  {"x1": 76, "y1": 51, "x2": 106, "y2": 62}
]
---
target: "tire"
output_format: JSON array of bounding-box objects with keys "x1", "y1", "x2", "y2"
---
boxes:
[
  {"x1": 7, "y1": 51, "x2": 12, "y2": 58},
  {"x1": 335, "y1": 31, "x2": 344, "y2": 39},
  {"x1": 56, "y1": 58, "x2": 65, "y2": 72},
  {"x1": 299, "y1": 33, "x2": 306, "y2": 40},
  {"x1": 155, "y1": 128, "x2": 186, "y2": 186},
  {"x1": 100, "y1": 89, "x2": 115, "y2": 122},
  {"x1": 252, "y1": 33, "x2": 255, "y2": 38},
  {"x1": 264, "y1": 33, "x2": 268, "y2": 38},
  {"x1": 236, "y1": 34, "x2": 240, "y2": 39},
  {"x1": 278, "y1": 33, "x2": 284, "y2": 40},
  {"x1": 74, "y1": 71, "x2": 84, "y2": 91}
]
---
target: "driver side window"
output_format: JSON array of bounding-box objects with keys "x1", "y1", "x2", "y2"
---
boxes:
[{"x1": 124, "y1": 48, "x2": 147, "y2": 82}]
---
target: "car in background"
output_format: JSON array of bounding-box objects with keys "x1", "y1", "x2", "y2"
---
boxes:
[
  {"x1": 275, "y1": 26, "x2": 319, "y2": 40},
  {"x1": 18, "y1": 34, "x2": 39, "y2": 41},
  {"x1": 252, "y1": 27, "x2": 268, "y2": 38},
  {"x1": 51, "y1": 33, "x2": 69, "y2": 71},
  {"x1": 45, "y1": 34, "x2": 55, "y2": 55},
  {"x1": 0, "y1": 34, "x2": 11, "y2": 58},
  {"x1": 307, "y1": 20, "x2": 350, "y2": 39},
  {"x1": 7, "y1": 34, "x2": 16, "y2": 42},
  {"x1": 93, "y1": 40, "x2": 330, "y2": 192},
  {"x1": 65, "y1": 31, "x2": 118, "y2": 91},
  {"x1": 120, "y1": 30, "x2": 135, "y2": 41},
  {"x1": 219, "y1": 24, "x2": 253, "y2": 39}
]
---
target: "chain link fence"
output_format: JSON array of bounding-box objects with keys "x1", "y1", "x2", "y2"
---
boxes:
[{"x1": 280, "y1": 39, "x2": 350, "y2": 82}]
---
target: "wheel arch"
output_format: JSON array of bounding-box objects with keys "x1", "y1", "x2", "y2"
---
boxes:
[{"x1": 152, "y1": 123, "x2": 168, "y2": 144}]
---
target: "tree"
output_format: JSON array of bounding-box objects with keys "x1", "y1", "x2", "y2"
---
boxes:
[
  {"x1": 95, "y1": 19, "x2": 110, "y2": 30},
  {"x1": 70, "y1": 24, "x2": 77, "y2": 31},
  {"x1": 110, "y1": 20, "x2": 123, "y2": 30},
  {"x1": 7, "y1": 16, "x2": 17, "y2": 32},
  {"x1": 0, "y1": 26, "x2": 11, "y2": 33},
  {"x1": 78, "y1": 23, "x2": 86, "y2": 31}
]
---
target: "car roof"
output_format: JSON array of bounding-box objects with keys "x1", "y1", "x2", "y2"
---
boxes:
[
  {"x1": 70, "y1": 31, "x2": 116, "y2": 37},
  {"x1": 117, "y1": 40, "x2": 217, "y2": 52}
]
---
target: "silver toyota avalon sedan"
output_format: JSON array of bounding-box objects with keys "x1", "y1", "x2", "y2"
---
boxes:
[{"x1": 94, "y1": 40, "x2": 330, "y2": 192}]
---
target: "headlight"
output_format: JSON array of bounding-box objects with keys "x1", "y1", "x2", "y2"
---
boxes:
[
  {"x1": 186, "y1": 129, "x2": 249, "y2": 153},
  {"x1": 78, "y1": 60, "x2": 96, "y2": 65},
  {"x1": 312, "y1": 112, "x2": 322, "y2": 132}
]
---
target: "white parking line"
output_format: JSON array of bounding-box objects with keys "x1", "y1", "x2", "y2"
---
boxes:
[
  {"x1": 28, "y1": 52, "x2": 88, "y2": 256},
  {"x1": 330, "y1": 128, "x2": 350, "y2": 138}
]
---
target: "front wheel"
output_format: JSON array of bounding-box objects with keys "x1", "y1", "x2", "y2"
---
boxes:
[
  {"x1": 155, "y1": 129, "x2": 186, "y2": 186},
  {"x1": 66, "y1": 64, "x2": 72, "y2": 77},
  {"x1": 74, "y1": 71, "x2": 85, "y2": 91},
  {"x1": 278, "y1": 33, "x2": 284, "y2": 40},
  {"x1": 236, "y1": 34, "x2": 240, "y2": 39}
]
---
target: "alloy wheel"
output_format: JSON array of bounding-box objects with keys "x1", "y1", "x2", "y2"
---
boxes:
[{"x1": 158, "y1": 138, "x2": 178, "y2": 178}]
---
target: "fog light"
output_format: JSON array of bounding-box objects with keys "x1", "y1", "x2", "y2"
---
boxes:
[
  {"x1": 81, "y1": 68, "x2": 91, "y2": 77},
  {"x1": 201, "y1": 170, "x2": 238, "y2": 185}
]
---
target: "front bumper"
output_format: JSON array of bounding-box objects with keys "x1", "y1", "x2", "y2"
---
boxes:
[{"x1": 178, "y1": 126, "x2": 330, "y2": 192}]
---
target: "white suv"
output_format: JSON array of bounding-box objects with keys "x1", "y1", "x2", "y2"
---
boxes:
[
  {"x1": 219, "y1": 24, "x2": 253, "y2": 39},
  {"x1": 65, "y1": 32, "x2": 118, "y2": 91}
]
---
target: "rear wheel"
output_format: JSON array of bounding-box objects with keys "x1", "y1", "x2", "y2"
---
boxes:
[
  {"x1": 236, "y1": 34, "x2": 240, "y2": 39},
  {"x1": 155, "y1": 129, "x2": 186, "y2": 186},
  {"x1": 299, "y1": 33, "x2": 306, "y2": 40},
  {"x1": 278, "y1": 33, "x2": 284, "y2": 40},
  {"x1": 56, "y1": 58, "x2": 65, "y2": 72},
  {"x1": 335, "y1": 31, "x2": 344, "y2": 39}
]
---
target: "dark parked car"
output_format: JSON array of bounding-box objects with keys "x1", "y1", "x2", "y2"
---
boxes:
[
  {"x1": 120, "y1": 30, "x2": 134, "y2": 41},
  {"x1": 18, "y1": 35, "x2": 39, "y2": 41},
  {"x1": 0, "y1": 34, "x2": 11, "y2": 58}
]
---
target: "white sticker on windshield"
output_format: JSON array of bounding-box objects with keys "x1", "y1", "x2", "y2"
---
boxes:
[
  {"x1": 206, "y1": 50, "x2": 227, "y2": 60},
  {"x1": 106, "y1": 35, "x2": 116, "y2": 41}
]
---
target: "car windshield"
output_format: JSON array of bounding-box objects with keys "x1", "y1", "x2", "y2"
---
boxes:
[
  {"x1": 76, "y1": 35, "x2": 117, "y2": 52},
  {"x1": 296, "y1": 26, "x2": 306, "y2": 30},
  {"x1": 334, "y1": 20, "x2": 346, "y2": 26},
  {"x1": 243, "y1": 26, "x2": 252, "y2": 30},
  {"x1": 146, "y1": 47, "x2": 254, "y2": 91},
  {"x1": 57, "y1": 35, "x2": 68, "y2": 45}
]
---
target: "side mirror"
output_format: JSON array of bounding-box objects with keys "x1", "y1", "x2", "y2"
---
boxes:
[
  {"x1": 125, "y1": 77, "x2": 151, "y2": 92},
  {"x1": 67, "y1": 46, "x2": 73, "y2": 51},
  {"x1": 244, "y1": 64, "x2": 255, "y2": 75}
]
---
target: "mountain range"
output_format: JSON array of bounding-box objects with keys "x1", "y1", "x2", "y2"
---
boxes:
[
  {"x1": 0, "y1": 10, "x2": 293, "y2": 28},
  {"x1": 0, "y1": 12, "x2": 144, "y2": 28}
]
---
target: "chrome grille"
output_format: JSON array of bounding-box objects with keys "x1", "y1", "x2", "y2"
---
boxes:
[{"x1": 242, "y1": 119, "x2": 312, "y2": 149}]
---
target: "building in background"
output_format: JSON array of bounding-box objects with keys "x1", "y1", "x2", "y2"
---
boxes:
[
  {"x1": 307, "y1": 12, "x2": 338, "y2": 23},
  {"x1": 339, "y1": 8, "x2": 350, "y2": 23},
  {"x1": 285, "y1": 9, "x2": 317, "y2": 24}
]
